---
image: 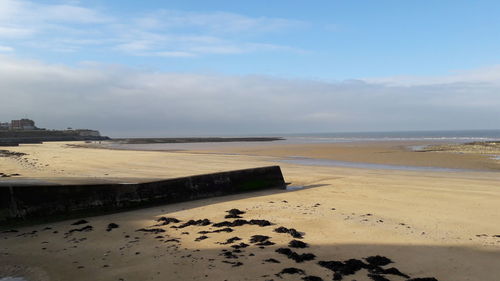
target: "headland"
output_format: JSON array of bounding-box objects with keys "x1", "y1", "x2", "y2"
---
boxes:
[{"x1": 0, "y1": 118, "x2": 108, "y2": 146}]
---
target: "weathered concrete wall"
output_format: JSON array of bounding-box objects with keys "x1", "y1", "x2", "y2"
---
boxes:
[
  {"x1": 0, "y1": 130, "x2": 109, "y2": 145},
  {"x1": 0, "y1": 166, "x2": 285, "y2": 225}
]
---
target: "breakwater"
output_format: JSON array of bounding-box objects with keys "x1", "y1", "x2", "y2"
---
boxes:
[
  {"x1": 111, "y1": 137, "x2": 284, "y2": 144},
  {"x1": 0, "y1": 166, "x2": 285, "y2": 225}
]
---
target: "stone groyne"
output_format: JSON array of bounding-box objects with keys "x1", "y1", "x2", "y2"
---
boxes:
[
  {"x1": 0, "y1": 166, "x2": 286, "y2": 226},
  {"x1": 112, "y1": 137, "x2": 284, "y2": 144}
]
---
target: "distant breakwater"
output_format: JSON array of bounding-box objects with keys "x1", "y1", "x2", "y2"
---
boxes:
[
  {"x1": 111, "y1": 137, "x2": 284, "y2": 144},
  {"x1": 0, "y1": 166, "x2": 286, "y2": 226}
]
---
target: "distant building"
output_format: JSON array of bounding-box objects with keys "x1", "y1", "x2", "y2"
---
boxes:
[
  {"x1": 0, "y1": 122, "x2": 9, "y2": 130},
  {"x1": 10, "y1": 119, "x2": 36, "y2": 130},
  {"x1": 0, "y1": 118, "x2": 108, "y2": 143},
  {"x1": 0, "y1": 119, "x2": 102, "y2": 137}
]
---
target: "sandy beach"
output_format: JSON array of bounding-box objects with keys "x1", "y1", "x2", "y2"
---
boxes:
[{"x1": 1, "y1": 141, "x2": 499, "y2": 281}]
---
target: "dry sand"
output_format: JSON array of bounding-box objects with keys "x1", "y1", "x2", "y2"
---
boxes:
[{"x1": 0, "y1": 141, "x2": 499, "y2": 281}]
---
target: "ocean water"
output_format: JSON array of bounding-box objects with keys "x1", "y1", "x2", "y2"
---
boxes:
[
  {"x1": 281, "y1": 129, "x2": 500, "y2": 143},
  {"x1": 106, "y1": 129, "x2": 500, "y2": 150}
]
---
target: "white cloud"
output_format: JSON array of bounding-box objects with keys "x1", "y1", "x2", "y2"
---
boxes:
[
  {"x1": 0, "y1": 26, "x2": 34, "y2": 38},
  {"x1": 154, "y1": 51, "x2": 195, "y2": 58},
  {"x1": 0, "y1": 0, "x2": 304, "y2": 57},
  {"x1": 134, "y1": 10, "x2": 305, "y2": 34},
  {"x1": 0, "y1": 45, "x2": 13, "y2": 51},
  {"x1": 367, "y1": 65, "x2": 500, "y2": 86},
  {"x1": 0, "y1": 56, "x2": 498, "y2": 136},
  {"x1": 115, "y1": 41, "x2": 155, "y2": 52},
  {"x1": 189, "y1": 42, "x2": 304, "y2": 55},
  {"x1": 0, "y1": 0, "x2": 111, "y2": 24},
  {"x1": 34, "y1": 3, "x2": 112, "y2": 24}
]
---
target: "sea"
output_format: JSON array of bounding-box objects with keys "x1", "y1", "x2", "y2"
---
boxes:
[
  {"x1": 104, "y1": 129, "x2": 500, "y2": 150},
  {"x1": 278, "y1": 129, "x2": 500, "y2": 144}
]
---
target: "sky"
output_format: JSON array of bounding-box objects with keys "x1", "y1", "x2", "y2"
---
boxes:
[{"x1": 0, "y1": 0, "x2": 499, "y2": 137}]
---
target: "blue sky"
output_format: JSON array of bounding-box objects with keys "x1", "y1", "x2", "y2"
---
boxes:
[
  {"x1": 3, "y1": 0, "x2": 500, "y2": 78},
  {"x1": 1, "y1": 0, "x2": 499, "y2": 136}
]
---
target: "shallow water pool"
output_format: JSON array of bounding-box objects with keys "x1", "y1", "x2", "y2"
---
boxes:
[{"x1": 279, "y1": 156, "x2": 470, "y2": 172}]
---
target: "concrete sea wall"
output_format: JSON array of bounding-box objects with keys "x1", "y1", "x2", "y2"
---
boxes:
[
  {"x1": 0, "y1": 130, "x2": 109, "y2": 145},
  {"x1": 0, "y1": 166, "x2": 285, "y2": 225}
]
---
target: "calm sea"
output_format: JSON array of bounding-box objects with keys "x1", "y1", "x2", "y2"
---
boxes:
[{"x1": 280, "y1": 129, "x2": 500, "y2": 143}]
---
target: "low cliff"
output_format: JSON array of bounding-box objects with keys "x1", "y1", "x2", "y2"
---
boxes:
[{"x1": 0, "y1": 129, "x2": 109, "y2": 145}]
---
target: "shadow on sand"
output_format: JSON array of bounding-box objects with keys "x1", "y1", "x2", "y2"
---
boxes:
[{"x1": 1, "y1": 186, "x2": 499, "y2": 281}]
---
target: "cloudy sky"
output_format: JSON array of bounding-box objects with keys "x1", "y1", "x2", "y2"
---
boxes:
[{"x1": 0, "y1": 0, "x2": 499, "y2": 137}]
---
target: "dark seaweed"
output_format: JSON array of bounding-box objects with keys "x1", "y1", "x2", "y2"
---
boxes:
[
  {"x1": 173, "y1": 219, "x2": 211, "y2": 228},
  {"x1": 212, "y1": 219, "x2": 272, "y2": 228},
  {"x1": 68, "y1": 225, "x2": 93, "y2": 234},
  {"x1": 195, "y1": 235, "x2": 209, "y2": 241},
  {"x1": 225, "y1": 209, "x2": 246, "y2": 218},
  {"x1": 274, "y1": 226, "x2": 304, "y2": 238},
  {"x1": 219, "y1": 236, "x2": 242, "y2": 245},
  {"x1": 276, "y1": 267, "x2": 305, "y2": 276},
  {"x1": 302, "y1": 276, "x2": 324, "y2": 281},
  {"x1": 71, "y1": 219, "x2": 89, "y2": 225},
  {"x1": 318, "y1": 259, "x2": 365, "y2": 276},
  {"x1": 289, "y1": 240, "x2": 308, "y2": 248},
  {"x1": 249, "y1": 219, "x2": 273, "y2": 226},
  {"x1": 275, "y1": 248, "x2": 316, "y2": 263},
  {"x1": 365, "y1": 255, "x2": 393, "y2": 266},
  {"x1": 156, "y1": 217, "x2": 181, "y2": 225},
  {"x1": 250, "y1": 235, "x2": 270, "y2": 243},
  {"x1": 213, "y1": 227, "x2": 234, "y2": 233},
  {"x1": 368, "y1": 274, "x2": 391, "y2": 281},
  {"x1": 374, "y1": 267, "x2": 409, "y2": 278},
  {"x1": 231, "y1": 242, "x2": 249, "y2": 249},
  {"x1": 106, "y1": 223, "x2": 119, "y2": 232},
  {"x1": 136, "y1": 228, "x2": 165, "y2": 234},
  {"x1": 221, "y1": 251, "x2": 239, "y2": 259}
]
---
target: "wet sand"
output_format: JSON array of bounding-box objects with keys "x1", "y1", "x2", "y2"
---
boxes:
[
  {"x1": 190, "y1": 141, "x2": 500, "y2": 172},
  {"x1": 0, "y1": 141, "x2": 499, "y2": 281}
]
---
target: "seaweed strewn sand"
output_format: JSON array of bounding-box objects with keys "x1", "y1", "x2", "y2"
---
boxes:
[{"x1": 420, "y1": 141, "x2": 500, "y2": 155}]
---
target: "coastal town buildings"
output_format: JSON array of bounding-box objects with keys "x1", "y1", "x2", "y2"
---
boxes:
[
  {"x1": 10, "y1": 119, "x2": 36, "y2": 130},
  {"x1": 0, "y1": 118, "x2": 37, "y2": 130},
  {"x1": 0, "y1": 118, "x2": 107, "y2": 144},
  {"x1": 0, "y1": 122, "x2": 9, "y2": 130},
  {"x1": 0, "y1": 118, "x2": 101, "y2": 137}
]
